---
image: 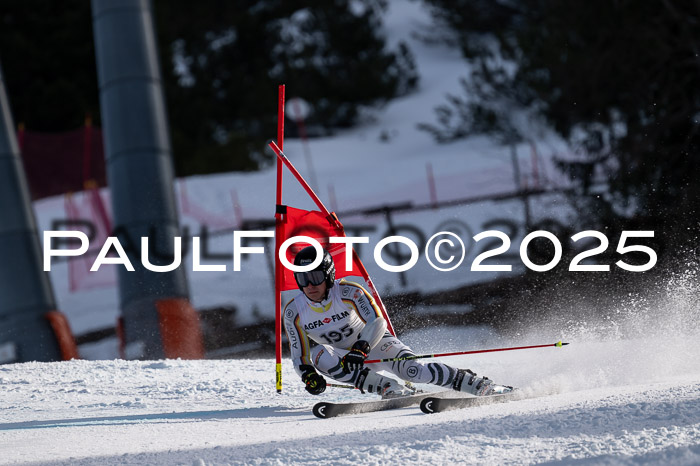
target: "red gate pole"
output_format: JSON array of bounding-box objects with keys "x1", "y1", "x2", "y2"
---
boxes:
[
  {"x1": 274, "y1": 84, "x2": 285, "y2": 393},
  {"x1": 268, "y1": 141, "x2": 396, "y2": 336}
]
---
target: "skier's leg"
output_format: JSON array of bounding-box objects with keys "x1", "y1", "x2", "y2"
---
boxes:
[
  {"x1": 309, "y1": 344, "x2": 353, "y2": 383},
  {"x1": 368, "y1": 336, "x2": 512, "y2": 396},
  {"x1": 310, "y1": 344, "x2": 411, "y2": 397},
  {"x1": 368, "y1": 336, "x2": 457, "y2": 387}
]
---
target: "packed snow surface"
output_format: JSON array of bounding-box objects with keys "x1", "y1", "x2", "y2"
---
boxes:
[{"x1": 1, "y1": 328, "x2": 699, "y2": 465}]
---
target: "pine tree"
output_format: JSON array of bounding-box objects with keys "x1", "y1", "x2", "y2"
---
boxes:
[
  {"x1": 0, "y1": 1, "x2": 418, "y2": 175},
  {"x1": 420, "y1": 0, "x2": 700, "y2": 245}
]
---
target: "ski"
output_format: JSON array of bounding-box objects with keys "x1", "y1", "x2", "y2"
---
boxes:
[
  {"x1": 420, "y1": 391, "x2": 517, "y2": 414},
  {"x1": 312, "y1": 391, "x2": 449, "y2": 419}
]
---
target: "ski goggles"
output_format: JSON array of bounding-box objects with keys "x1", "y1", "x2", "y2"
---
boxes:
[{"x1": 294, "y1": 270, "x2": 325, "y2": 288}]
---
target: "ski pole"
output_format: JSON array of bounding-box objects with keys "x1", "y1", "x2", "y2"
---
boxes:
[
  {"x1": 365, "y1": 341, "x2": 569, "y2": 364},
  {"x1": 327, "y1": 383, "x2": 356, "y2": 389}
]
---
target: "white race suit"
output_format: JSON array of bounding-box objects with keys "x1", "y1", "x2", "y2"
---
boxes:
[{"x1": 283, "y1": 279, "x2": 461, "y2": 389}]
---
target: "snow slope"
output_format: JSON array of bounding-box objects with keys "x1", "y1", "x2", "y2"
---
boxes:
[
  {"x1": 4, "y1": 270, "x2": 700, "y2": 464},
  {"x1": 4, "y1": 248, "x2": 700, "y2": 464},
  {"x1": 1, "y1": 330, "x2": 699, "y2": 465}
]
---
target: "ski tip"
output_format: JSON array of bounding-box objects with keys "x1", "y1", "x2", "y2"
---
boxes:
[
  {"x1": 312, "y1": 402, "x2": 331, "y2": 419},
  {"x1": 420, "y1": 398, "x2": 438, "y2": 414},
  {"x1": 555, "y1": 341, "x2": 570, "y2": 347}
]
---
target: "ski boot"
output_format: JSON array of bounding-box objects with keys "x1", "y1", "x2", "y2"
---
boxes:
[
  {"x1": 452, "y1": 369, "x2": 514, "y2": 396},
  {"x1": 355, "y1": 368, "x2": 415, "y2": 399}
]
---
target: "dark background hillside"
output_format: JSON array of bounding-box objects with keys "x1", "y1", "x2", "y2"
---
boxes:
[
  {"x1": 1, "y1": 0, "x2": 698, "y2": 258},
  {"x1": 0, "y1": 0, "x2": 417, "y2": 175}
]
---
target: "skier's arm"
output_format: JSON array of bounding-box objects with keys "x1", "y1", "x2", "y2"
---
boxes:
[
  {"x1": 338, "y1": 281, "x2": 390, "y2": 372},
  {"x1": 282, "y1": 299, "x2": 313, "y2": 377},
  {"x1": 357, "y1": 317, "x2": 387, "y2": 349},
  {"x1": 340, "y1": 316, "x2": 387, "y2": 373},
  {"x1": 344, "y1": 280, "x2": 387, "y2": 349}
]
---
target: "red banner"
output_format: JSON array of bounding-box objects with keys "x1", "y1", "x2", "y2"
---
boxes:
[
  {"x1": 279, "y1": 206, "x2": 363, "y2": 291},
  {"x1": 20, "y1": 126, "x2": 106, "y2": 200}
]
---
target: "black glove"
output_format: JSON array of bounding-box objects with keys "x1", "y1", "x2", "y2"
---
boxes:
[
  {"x1": 300, "y1": 365, "x2": 326, "y2": 395},
  {"x1": 341, "y1": 340, "x2": 371, "y2": 373}
]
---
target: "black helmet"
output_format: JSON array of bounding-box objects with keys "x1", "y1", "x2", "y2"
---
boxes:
[{"x1": 293, "y1": 246, "x2": 335, "y2": 290}]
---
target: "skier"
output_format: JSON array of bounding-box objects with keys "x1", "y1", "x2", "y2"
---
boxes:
[{"x1": 283, "y1": 246, "x2": 514, "y2": 398}]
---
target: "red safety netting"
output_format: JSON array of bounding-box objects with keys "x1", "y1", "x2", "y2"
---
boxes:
[
  {"x1": 19, "y1": 125, "x2": 106, "y2": 200},
  {"x1": 64, "y1": 189, "x2": 116, "y2": 291}
]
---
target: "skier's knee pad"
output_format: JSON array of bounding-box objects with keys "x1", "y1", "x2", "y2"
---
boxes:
[{"x1": 310, "y1": 344, "x2": 343, "y2": 373}]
